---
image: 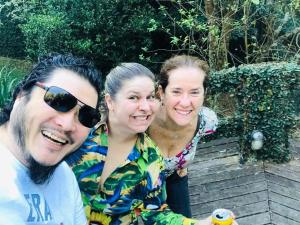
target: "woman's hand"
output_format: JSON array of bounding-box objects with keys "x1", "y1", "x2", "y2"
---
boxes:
[
  {"x1": 176, "y1": 168, "x2": 188, "y2": 177},
  {"x1": 195, "y1": 216, "x2": 212, "y2": 225}
]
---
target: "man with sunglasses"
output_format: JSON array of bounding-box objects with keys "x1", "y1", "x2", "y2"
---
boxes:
[{"x1": 0, "y1": 53, "x2": 102, "y2": 224}]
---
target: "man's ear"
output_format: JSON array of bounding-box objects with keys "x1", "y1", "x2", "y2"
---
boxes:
[{"x1": 105, "y1": 94, "x2": 114, "y2": 111}]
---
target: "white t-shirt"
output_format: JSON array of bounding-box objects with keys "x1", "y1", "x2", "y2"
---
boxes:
[{"x1": 0, "y1": 143, "x2": 87, "y2": 225}]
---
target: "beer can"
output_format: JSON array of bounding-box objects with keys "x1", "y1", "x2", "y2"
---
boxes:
[{"x1": 211, "y1": 208, "x2": 233, "y2": 225}]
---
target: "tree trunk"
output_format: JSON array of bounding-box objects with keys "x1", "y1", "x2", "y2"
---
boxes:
[
  {"x1": 219, "y1": 1, "x2": 235, "y2": 69},
  {"x1": 205, "y1": 0, "x2": 236, "y2": 71},
  {"x1": 205, "y1": 0, "x2": 218, "y2": 71}
]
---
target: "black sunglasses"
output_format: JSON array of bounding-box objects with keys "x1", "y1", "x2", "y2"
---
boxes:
[{"x1": 35, "y1": 82, "x2": 100, "y2": 128}]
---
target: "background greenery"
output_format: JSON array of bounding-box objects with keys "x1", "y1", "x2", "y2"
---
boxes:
[
  {"x1": 207, "y1": 62, "x2": 299, "y2": 162},
  {"x1": 0, "y1": 0, "x2": 299, "y2": 162},
  {"x1": 0, "y1": 57, "x2": 31, "y2": 107}
]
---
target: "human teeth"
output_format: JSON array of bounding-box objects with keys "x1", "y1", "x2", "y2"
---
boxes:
[
  {"x1": 134, "y1": 115, "x2": 148, "y2": 120},
  {"x1": 42, "y1": 130, "x2": 67, "y2": 144},
  {"x1": 176, "y1": 109, "x2": 191, "y2": 115}
]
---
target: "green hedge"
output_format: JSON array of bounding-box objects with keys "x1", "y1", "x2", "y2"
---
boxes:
[
  {"x1": 0, "y1": 7, "x2": 26, "y2": 58},
  {"x1": 208, "y1": 62, "x2": 300, "y2": 162},
  {"x1": 0, "y1": 57, "x2": 31, "y2": 107}
]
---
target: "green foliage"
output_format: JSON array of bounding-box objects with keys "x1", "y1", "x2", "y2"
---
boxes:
[
  {"x1": 146, "y1": 1, "x2": 208, "y2": 59},
  {"x1": 0, "y1": 66, "x2": 20, "y2": 107},
  {"x1": 71, "y1": 0, "x2": 160, "y2": 72},
  {"x1": 20, "y1": 13, "x2": 72, "y2": 58},
  {"x1": 207, "y1": 62, "x2": 300, "y2": 162},
  {"x1": 148, "y1": 0, "x2": 300, "y2": 70},
  {"x1": 251, "y1": 0, "x2": 260, "y2": 4},
  {"x1": 0, "y1": 56, "x2": 31, "y2": 78},
  {"x1": 0, "y1": 57, "x2": 31, "y2": 108},
  {"x1": 1, "y1": 0, "x2": 299, "y2": 72},
  {"x1": 292, "y1": 87, "x2": 300, "y2": 115},
  {"x1": 1, "y1": 0, "x2": 164, "y2": 73},
  {"x1": 0, "y1": 0, "x2": 26, "y2": 58}
]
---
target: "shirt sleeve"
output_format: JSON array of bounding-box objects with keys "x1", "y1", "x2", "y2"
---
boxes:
[
  {"x1": 141, "y1": 209, "x2": 197, "y2": 225},
  {"x1": 138, "y1": 151, "x2": 197, "y2": 225},
  {"x1": 199, "y1": 106, "x2": 218, "y2": 136}
]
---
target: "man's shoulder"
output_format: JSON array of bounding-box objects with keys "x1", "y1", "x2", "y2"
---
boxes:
[
  {"x1": 0, "y1": 142, "x2": 21, "y2": 175},
  {"x1": 49, "y1": 161, "x2": 78, "y2": 187},
  {"x1": 54, "y1": 161, "x2": 75, "y2": 178}
]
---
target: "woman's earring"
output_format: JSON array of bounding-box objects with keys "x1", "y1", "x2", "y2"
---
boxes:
[{"x1": 161, "y1": 98, "x2": 164, "y2": 106}]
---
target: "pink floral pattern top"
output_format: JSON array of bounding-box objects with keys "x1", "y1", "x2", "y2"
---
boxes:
[{"x1": 164, "y1": 107, "x2": 218, "y2": 176}]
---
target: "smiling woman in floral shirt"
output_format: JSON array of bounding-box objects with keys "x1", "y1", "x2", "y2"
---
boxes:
[
  {"x1": 69, "y1": 122, "x2": 197, "y2": 225},
  {"x1": 66, "y1": 63, "x2": 220, "y2": 225},
  {"x1": 148, "y1": 55, "x2": 218, "y2": 217}
]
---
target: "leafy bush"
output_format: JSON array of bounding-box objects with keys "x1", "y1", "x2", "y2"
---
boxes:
[
  {"x1": 20, "y1": 13, "x2": 72, "y2": 59},
  {"x1": 2, "y1": 0, "x2": 165, "y2": 74},
  {"x1": 0, "y1": 66, "x2": 20, "y2": 107},
  {"x1": 0, "y1": 57, "x2": 31, "y2": 108},
  {"x1": 147, "y1": 0, "x2": 300, "y2": 70},
  {"x1": 206, "y1": 62, "x2": 300, "y2": 162},
  {"x1": 0, "y1": 1, "x2": 26, "y2": 58},
  {"x1": 0, "y1": 56, "x2": 32, "y2": 78},
  {"x1": 292, "y1": 86, "x2": 300, "y2": 115}
]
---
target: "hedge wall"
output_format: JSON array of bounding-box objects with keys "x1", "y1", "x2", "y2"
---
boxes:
[
  {"x1": 208, "y1": 62, "x2": 300, "y2": 162},
  {"x1": 0, "y1": 7, "x2": 26, "y2": 58}
]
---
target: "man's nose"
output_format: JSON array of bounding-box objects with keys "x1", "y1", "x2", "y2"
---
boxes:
[{"x1": 54, "y1": 109, "x2": 77, "y2": 131}]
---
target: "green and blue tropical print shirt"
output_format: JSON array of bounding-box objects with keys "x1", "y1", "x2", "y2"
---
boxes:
[{"x1": 67, "y1": 123, "x2": 196, "y2": 225}]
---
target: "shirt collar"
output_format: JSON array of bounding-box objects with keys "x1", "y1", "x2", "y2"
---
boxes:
[{"x1": 93, "y1": 122, "x2": 150, "y2": 162}]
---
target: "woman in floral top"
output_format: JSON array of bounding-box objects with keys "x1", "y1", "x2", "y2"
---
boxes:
[
  {"x1": 148, "y1": 55, "x2": 218, "y2": 217},
  {"x1": 66, "y1": 63, "x2": 220, "y2": 225}
]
